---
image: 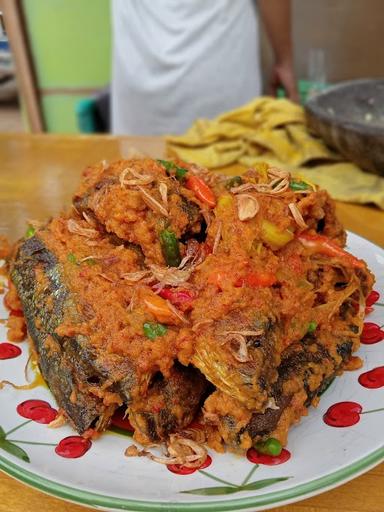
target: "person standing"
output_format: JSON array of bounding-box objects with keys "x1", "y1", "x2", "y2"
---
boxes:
[{"x1": 112, "y1": 0, "x2": 298, "y2": 135}]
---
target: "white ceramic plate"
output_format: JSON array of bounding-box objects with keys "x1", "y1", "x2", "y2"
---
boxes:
[{"x1": 0, "y1": 232, "x2": 383, "y2": 512}]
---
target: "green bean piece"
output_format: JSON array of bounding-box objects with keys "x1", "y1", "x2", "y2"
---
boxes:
[
  {"x1": 225, "y1": 175, "x2": 243, "y2": 189},
  {"x1": 157, "y1": 159, "x2": 175, "y2": 172},
  {"x1": 159, "y1": 229, "x2": 181, "y2": 267},
  {"x1": 67, "y1": 253, "x2": 77, "y2": 264},
  {"x1": 143, "y1": 322, "x2": 168, "y2": 340},
  {"x1": 157, "y1": 159, "x2": 188, "y2": 181},
  {"x1": 289, "y1": 180, "x2": 310, "y2": 191},
  {"x1": 25, "y1": 226, "x2": 36, "y2": 239},
  {"x1": 307, "y1": 321, "x2": 317, "y2": 333},
  {"x1": 255, "y1": 437, "x2": 282, "y2": 456},
  {"x1": 175, "y1": 167, "x2": 188, "y2": 181}
]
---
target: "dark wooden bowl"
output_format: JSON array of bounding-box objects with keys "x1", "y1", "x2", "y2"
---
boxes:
[{"x1": 305, "y1": 79, "x2": 384, "y2": 175}]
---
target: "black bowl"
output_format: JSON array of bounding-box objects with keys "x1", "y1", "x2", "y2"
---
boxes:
[{"x1": 305, "y1": 79, "x2": 384, "y2": 175}]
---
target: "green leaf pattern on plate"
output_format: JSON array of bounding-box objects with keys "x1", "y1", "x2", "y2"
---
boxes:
[
  {"x1": 0, "y1": 438, "x2": 30, "y2": 463},
  {"x1": 182, "y1": 477, "x2": 290, "y2": 496},
  {"x1": 0, "y1": 422, "x2": 33, "y2": 463},
  {"x1": 182, "y1": 464, "x2": 290, "y2": 496}
]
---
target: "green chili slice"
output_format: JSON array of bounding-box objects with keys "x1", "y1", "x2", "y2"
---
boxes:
[
  {"x1": 157, "y1": 159, "x2": 175, "y2": 172},
  {"x1": 289, "y1": 180, "x2": 310, "y2": 191},
  {"x1": 25, "y1": 226, "x2": 36, "y2": 239},
  {"x1": 143, "y1": 322, "x2": 168, "y2": 340},
  {"x1": 307, "y1": 321, "x2": 317, "y2": 333},
  {"x1": 67, "y1": 253, "x2": 77, "y2": 264},
  {"x1": 159, "y1": 229, "x2": 181, "y2": 267},
  {"x1": 157, "y1": 159, "x2": 188, "y2": 182},
  {"x1": 175, "y1": 167, "x2": 188, "y2": 180}
]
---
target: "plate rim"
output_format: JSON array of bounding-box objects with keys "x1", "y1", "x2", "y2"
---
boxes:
[
  {"x1": 1, "y1": 448, "x2": 383, "y2": 511},
  {"x1": 1, "y1": 230, "x2": 384, "y2": 511}
]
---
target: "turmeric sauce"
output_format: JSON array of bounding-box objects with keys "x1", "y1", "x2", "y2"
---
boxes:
[{"x1": 5, "y1": 158, "x2": 374, "y2": 455}]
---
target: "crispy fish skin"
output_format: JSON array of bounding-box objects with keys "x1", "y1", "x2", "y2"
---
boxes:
[
  {"x1": 192, "y1": 313, "x2": 280, "y2": 411},
  {"x1": 10, "y1": 235, "x2": 140, "y2": 433},
  {"x1": 245, "y1": 338, "x2": 337, "y2": 443},
  {"x1": 205, "y1": 331, "x2": 355, "y2": 450},
  {"x1": 244, "y1": 334, "x2": 346, "y2": 445},
  {"x1": 129, "y1": 365, "x2": 208, "y2": 444},
  {"x1": 10, "y1": 235, "x2": 109, "y2": 433}
]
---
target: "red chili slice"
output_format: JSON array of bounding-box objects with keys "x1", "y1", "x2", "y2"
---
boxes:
[
  {"x1": 158, "y1": 288, "x2": 197, "y2": 307},
  {"x1": 235, "y1": 272, "x2": 276, "y2": 288},
  {"x1": 297, "y1": 233, "x2": 365, "y2": 269},
  {"x1": 186, "y1": 176, "x2": 216, "y2": 208},
  {"x1": 110, "y1": 408, "x2": 134, "y2": 432}
]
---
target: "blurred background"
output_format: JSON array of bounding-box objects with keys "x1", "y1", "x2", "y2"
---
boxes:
[{"x1": 0, "y1": 0, "x2": 383, "y2": 134}]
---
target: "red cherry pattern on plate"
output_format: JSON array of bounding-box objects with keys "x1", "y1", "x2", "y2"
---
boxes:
[
  {"x1": 55, "y1": 436, "x2": 92, "y2": 458},
  {"x1": 360, "y1": 322, "x2": 384, "y2": 344},
  {"x1": 358, "y1": 367, "x2": 384, "y2": 389},
  {"x1": 17, "y1": 399, "x2": 57, "y2": 424},
  {"x1": 246, "y1": 447, "x2": 291, "y2": 466},
  {"x1": 323, "y1": 401, "x2": 362, "y2": 427},
  {"x1": 0, "y1": 342, "x2": 22, "y2": 359},
  {"x1": 167, "y1": 454, "x2": 212, "y2": 475},
  {"x1": 323, "y1": 401, "x2": 384, "y2": 428}
]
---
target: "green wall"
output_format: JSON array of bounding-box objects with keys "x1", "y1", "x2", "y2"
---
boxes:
[{"x1": 22, "y1": 0, "x2": 111, "y2": 132}]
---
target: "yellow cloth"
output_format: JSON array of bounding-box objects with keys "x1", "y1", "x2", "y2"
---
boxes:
[{"x1": 166, "y1": 97, "x2": 384, "y2": 209}]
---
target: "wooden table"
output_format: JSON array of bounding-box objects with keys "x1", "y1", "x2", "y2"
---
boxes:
[{"x1": 0, "y1": 133, "x2": 383, "y2": 512}]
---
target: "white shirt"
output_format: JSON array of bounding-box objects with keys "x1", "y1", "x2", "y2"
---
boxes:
[{"x1": 112, "y1": 0, "x2": 261, "y2": 135}]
